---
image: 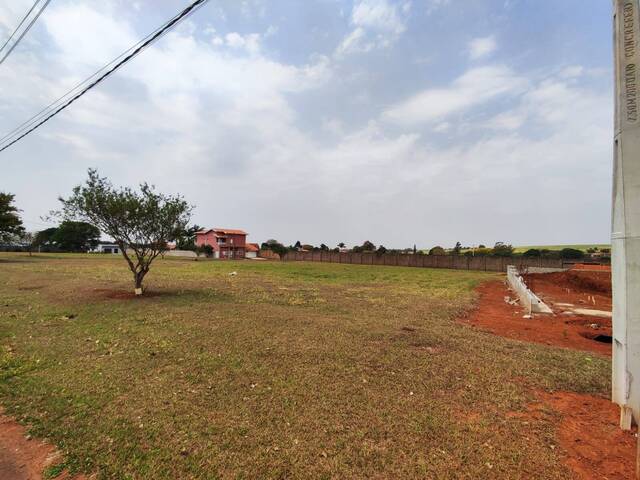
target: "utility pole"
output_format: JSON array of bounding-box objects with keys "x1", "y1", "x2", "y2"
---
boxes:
[{"x1": 612, "y1": 3, "x2": 640, "y2": 474}]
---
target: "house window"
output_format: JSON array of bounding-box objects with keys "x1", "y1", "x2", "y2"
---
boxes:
[{"x1": 217, "y1": 238, "x2": 226, "y2": 245}]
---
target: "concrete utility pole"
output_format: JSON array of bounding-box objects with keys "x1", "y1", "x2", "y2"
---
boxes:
[{"x1": 612, "y1": 0, "x2": 640, "y2": 444}]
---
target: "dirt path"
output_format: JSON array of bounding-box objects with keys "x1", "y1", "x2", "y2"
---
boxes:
[{"x1": 0, "y1": 411, "x2": 85, "y2": 480}]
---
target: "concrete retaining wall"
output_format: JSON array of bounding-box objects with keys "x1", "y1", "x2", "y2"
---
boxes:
[{"x1": 506, "y1": 265, "x2": 552, "y2": 315}]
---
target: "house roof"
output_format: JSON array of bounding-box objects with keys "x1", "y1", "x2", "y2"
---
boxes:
[
  {"x1": 246, "y1": 243, "x2": 259, "y2": 252},
  {"x1": 197, "y1": 228, "x2": 248, "y2": 236}
]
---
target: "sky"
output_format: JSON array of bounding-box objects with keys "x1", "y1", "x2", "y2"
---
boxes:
[{"x1": 0, "y1": 0, "x2": 613, "y2": 249}]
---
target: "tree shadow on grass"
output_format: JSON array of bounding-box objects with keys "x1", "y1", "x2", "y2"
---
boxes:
[{"x1": 91, "y1": 287, "x2": 232, "y2": 303}]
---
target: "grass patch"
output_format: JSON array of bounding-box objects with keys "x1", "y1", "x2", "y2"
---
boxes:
[{"x1": 0, "y1": 253, "x2": 610, "y2": 479}]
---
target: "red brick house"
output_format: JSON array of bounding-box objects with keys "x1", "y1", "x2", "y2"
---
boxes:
[{"x1": 195, "y1": 228, "x2": 247, "y2": 259}]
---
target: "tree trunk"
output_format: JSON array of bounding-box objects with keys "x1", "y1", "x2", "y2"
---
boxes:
[{"x1": 134, "y1": 270, "x2": 146, "y2": 295}]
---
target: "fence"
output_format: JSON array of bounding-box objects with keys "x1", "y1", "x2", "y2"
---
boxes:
[{"x1": 281, "y1": 251, "x2": 565, "y2": 273}]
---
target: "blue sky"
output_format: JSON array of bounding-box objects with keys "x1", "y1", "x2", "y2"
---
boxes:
[{"x1": 0, "y1": 0, "x2": 613, "y2": 248}]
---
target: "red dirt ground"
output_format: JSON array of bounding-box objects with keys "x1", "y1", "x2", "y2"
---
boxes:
[
  {"x1": 465, "y1": 267, "x2": 636, "y2": 480},
  {"x1": 510, "y1": 391, "x2": 636, "y2": 480},
  {"x1": 0, "y1": 411, "x2": 86, "y2": 480},
  {"x1": 464, "y1": 277, "x2": 611, "y2": 356}
]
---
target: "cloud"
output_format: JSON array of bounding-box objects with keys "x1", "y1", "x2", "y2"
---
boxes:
[
  {"x1": 0, "y1": 1, "x2": 613, "y2": 248},
  {"x1": 426, "y1": 0, "x2": 450, "y2": 15},
  {"x1": 223, "y1": 32, "x2": 261, "y2": 54},
  {"x1": 468, "y1": 35, "x2": 497, "y2": 60},
  {"x1": 336, "y1": 0, "x2": 410, "y2": 56},
  {"x1": 383, "y1": 65, "x2": 527, "y2": 125}
]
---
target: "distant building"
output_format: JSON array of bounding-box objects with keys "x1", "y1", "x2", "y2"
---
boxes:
[
  {"x1": 245, "y1": 243, "x2": 260, "y2": 258},
  {"x1": 195, "y1": 228, "x2": 247, "y2": 259},
  {"x1": 91, "y1": 242, "x2": 120, "y2": 254}
]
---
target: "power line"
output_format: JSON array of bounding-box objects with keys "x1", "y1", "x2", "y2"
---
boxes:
[
  {"x1": 0, "y1": 0, "x2": 208, "y2": 153},
  {"x1": 0, "y1": 17, "x2": 168, "y2": 146},
  {"x1": 0, "y1": 0, "x2": 52, "y2": 66},
  {"x1": 0, "y1": 0, "x2": 41, "y2": 54}
]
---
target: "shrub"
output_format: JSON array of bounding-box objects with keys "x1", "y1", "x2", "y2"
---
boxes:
[
  {"x1": 522, "y1": 249, "x2": 541, "y2": 257},
  {"x1": 559, "y1": 248, "x2": 585, "y2": 260},
  {"x1": 196, "y1": 244, "x2": 214, "y2": 257},
  {"x1": 492, "y1": 242, "x2": 514, "y2": 257},
  {"x1": 429, "y1": 246, "x2": 445, "y2": 256}
]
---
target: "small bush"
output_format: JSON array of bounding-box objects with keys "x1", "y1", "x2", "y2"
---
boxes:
[{"x1": 559, "y1": 248, "x2": 585, "y2": 260}]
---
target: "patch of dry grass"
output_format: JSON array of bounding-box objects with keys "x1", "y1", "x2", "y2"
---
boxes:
[{"x1": 0, "y1": 253, "x2": 609, "y2": 479}]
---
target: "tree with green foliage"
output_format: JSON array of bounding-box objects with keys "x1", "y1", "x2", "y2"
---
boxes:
[
  {"x1": 452, "y1": 242, "x2": 462, "y2": 255},
  {"x1": 522, "y1": 248, "x2": 541, "y2": 257},
  {"x1": 262, "y1": 239, "x2": 288, "y2": 257},
  {"x1": 429, "y1": 246, "x2": 445, "y2": 256},
  {"x1": 51, "y1": 221, "x2": 100, "y2": 252},
  {"x1": 376, "y1": 245, "x2": 387, "y2": 254},
  {"x1": 491, "y1": 242, "x2": 514, "y2": 257},
  {"x1": 58, "y1": 169, "x2": 192, "y2": 295},
  {"x1": 338, "y1": 242, "x2": 345, "y2": 249},
  {"x1": 0, "y1": 193, "x2": 24, "y2": 242},
  {"x1": 34, "y1": 227, "x2": 58, "y2": 249},
  {"x1": 175, "y1": 224, "x2": 202, "y2": 251},
  {"x1": 559, "y1": 248, "x2": 585, "y2": 260},
  {"x1": 320, "y1": 243, "x2": 329, "y2": 251}
]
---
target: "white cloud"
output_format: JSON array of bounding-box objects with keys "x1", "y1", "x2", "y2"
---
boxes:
[
  {"x1": 468, "y1": 35, "x2": 497, "y2": 60},
  {"x1": 224, "y1": 32, "x2": 261, "y2": 54},
  {"x1": 336, "y1": 0, "x2": 409, "y2": 56},
  {"x1": 383, "y1": 65, "x2": 527, "y2": 125}
]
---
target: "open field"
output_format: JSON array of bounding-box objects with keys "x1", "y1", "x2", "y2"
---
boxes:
[
  {"x1": 512, "y1": 244, "x2": 610, "y2": 253},
  {"x1": 0, "y1": 254, "x2": 611, "y2": 479}
]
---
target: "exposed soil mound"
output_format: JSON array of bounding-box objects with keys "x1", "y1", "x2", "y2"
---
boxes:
[
  {"x1": 524, "y1": 270, "x2": 611, "y2": 295},
  {"x1": 509, "y1": 391, "x2": 635, "y2": 480}
]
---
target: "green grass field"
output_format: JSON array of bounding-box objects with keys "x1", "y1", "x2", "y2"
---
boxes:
[
  {"x1": 512, "y1": 244, "x2": 610, "y2": 253},
  {"x1": 0, "y1": 254, "x2": 609, "y2": 479}
]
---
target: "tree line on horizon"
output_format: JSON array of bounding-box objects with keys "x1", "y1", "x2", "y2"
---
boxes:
[{"x1": 260, "y1": 239, "x2": 600, "y2": 261}]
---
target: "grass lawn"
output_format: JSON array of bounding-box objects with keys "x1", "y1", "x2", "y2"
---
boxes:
[
  {"x1": 0, "y1": 254, "x2": 609, "y2": 479},
  {"x1": 512, "y1": 244, "x2": 610, "y2": 253}
]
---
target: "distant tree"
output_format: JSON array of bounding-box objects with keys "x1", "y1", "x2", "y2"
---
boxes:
[
  {"x1": 0, "y1": 193, "x2": 24, "y2": 242},
  {"x1": 522, "y1": 248, "x2": 541, "y2": 258},
  {"x1": 478, "y1": 244, "x2": 486, "y2": 249},
  {"x1": 294, "y1": 240, "x2": 302, "y2": 250},
  {"x1": 320, "y1": 243, "x2": 329, "y2": 251},
  {"x1": 52, "y1": 221, "x2": 100, "y2": 252},
  {"x1": 452, "y1": 241, "x2": 462, "y2": 255},
  {"x1": 262, "y1": 239, "x2": 288, "y2": 257},
  {"x1": 338, "y1": 242, "x2": 345, "y2": 249},
  {"x1": 361, "y1": 240, "x2": 376, "y2": 252},
  {"x1": 429, "y1": 246, "x2": 445, "y2": 256},
  {"x1": 175, "y1": 224, "x2": 201, "y2": 251},
  {"x1": 559, "y1": 248, "x2": 585, "y2": 260},
  {"x1": 196, "y1": 244, "x2": 214, "y2": 257},
  {"x1": 58, "y1": 169, "x2": 192, "y2": 295},
  {"x1": 491, "y1": 242, "x2": 514, "y2": 257},
  {"x1": 377, "y1": 245, "x2": 387, "y2": 254},
  {"x1": 34, "y1": 227, "x2": 59, "y2": 249},
  {"x1": 19, "y1": 231, "x2": 35, "y2": 256},
  {"x1": 413, "y1": 244, "x2": 417, "y2": 254}
]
